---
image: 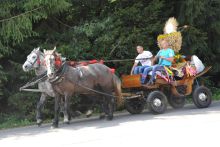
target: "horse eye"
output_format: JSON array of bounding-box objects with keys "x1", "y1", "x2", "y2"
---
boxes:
[{"x1": 32, "y1": 56, "x2": 36, "y2": 59}]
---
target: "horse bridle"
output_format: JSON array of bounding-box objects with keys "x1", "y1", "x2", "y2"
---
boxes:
[
  {"x1": 44, "y1": 53, "x2": 54, "y2": 65},
  {"x1": 26, "y1": 51, "x2": 42, "y2": 68}
]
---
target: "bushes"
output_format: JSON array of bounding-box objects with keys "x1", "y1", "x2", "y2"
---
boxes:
[
  {"x1": 8, "y1": 93, "x2": 38, "y2": 120},
  {"x1": 211, "y1": 87, "x2": 220, "y2": 100},
  {"x1": 0, "y1": 113, "x2": 33, "y2": 129}
]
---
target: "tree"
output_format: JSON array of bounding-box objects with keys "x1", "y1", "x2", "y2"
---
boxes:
[
  {"x1": 0, "y1": 0, "x2": 71, "y2": 112},
  {"x1": 177, "y1": 0, "x2": 220, "y2": 73}
]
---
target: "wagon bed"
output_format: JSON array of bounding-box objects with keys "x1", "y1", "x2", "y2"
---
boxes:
[{"x1": 121, "y1": 66, "x2": 212, "y2": 115}]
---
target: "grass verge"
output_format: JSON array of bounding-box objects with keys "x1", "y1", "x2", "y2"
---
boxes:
[{"x1": 0, "y1": 114, "x2": 35, "y2": 130}]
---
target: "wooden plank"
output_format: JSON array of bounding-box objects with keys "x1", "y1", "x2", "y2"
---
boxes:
[
  {"x1": 121, "y1": 75, "x2": 141, "y2": 88},
  {"x1": 195, "y1": 66, "x2": 212, "y2": 78},
  {"x1": 122, "y1": 92, "x2": 137, "y2": 97},
  {"x1": 20, "y1": 88, "x2": 43, "y2": 92}
]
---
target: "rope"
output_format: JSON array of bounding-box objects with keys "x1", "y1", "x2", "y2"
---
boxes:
[
  {"x1": 103, "y1": 59, "x2": 137, "y2": 63},
  {"x1": 19, "y1": 72, "x2": 47, "y2": 90},
  {"x1": 70, "y1": 58, "x2": 152, "y2": 63},
  {"x1": 75, "y1": 82, "x2": 120, "y2": 98}
]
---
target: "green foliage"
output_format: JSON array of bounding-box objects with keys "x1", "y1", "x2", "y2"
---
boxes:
[
  {"x1": 178, "y1": 0, "x2": 220, "y2": 72},
  {"x1": 59, "y1": 0, "x2": 165, "y2": 74},
  {"x1": 8, "y1": 92, "x2": 38, "y2": 120},
  {"x1": 212, "y1": 87, "x2": 220, "y2": 100},
  {"x1": 0, "y1": 0, "x2": 71, "y2": 50},
  {"x1": 0, "y1": 113, "x2": 34, "y2": 130},
  {"x1": 0, "y1": 65, "x2": 7, "y2": 97}
]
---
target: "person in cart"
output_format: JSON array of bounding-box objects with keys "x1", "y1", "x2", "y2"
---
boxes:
[
  {"x1": 130, "y1": 45, "x2": 153, "y2": 75},
  {"x1": 141, "y1": 39, "x2": 175, "y2": 84}
]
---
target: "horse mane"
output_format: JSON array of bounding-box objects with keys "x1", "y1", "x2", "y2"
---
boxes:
[
  {"x1": 44, "y1": 50, "x2": 62, "y2": 68},
  {"x1": 54, "y1": 52, "x2": 61, "y2": 58}
]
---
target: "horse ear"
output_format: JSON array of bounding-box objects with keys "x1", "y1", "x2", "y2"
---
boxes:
[
  {"x1": 53, "y1": 46, "x2": 56, "y2": 52},
  {"x1": 36, "y1": 47, "x2": 40, "y2": 51}
]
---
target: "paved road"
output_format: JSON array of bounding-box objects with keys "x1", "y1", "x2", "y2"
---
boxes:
[{"x1": 1, "y1": 101, "x2": 220, "y2": 147}]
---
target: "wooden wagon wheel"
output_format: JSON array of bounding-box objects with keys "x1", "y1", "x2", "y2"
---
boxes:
[
  {"x1": 147, "y1": 91, "x2": 168, "y2": 114},
  {"x1": 168, "y1": 86, "x2": 186, "y2": 109},
  {"x1": 168, "y1": 95, "x2": 186, "y2": 109},
  {"x1": 124, "y1": 97, "x2": 145, "y2": 114},
  {"x1": 192, "y1": 86, "x2": 212, "y2": 108}
]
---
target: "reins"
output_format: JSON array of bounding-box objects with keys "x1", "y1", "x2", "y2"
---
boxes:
[
  {"x1": 21, "y1": 54, "x2": 151, "y2": 97},
  {"x1": 50, "y1": 62, "x2": 121, "y2": 98},
  {"x1": 20, "y1": 71, "x2": 47, "y2": 91},
  {"x1": 74, "y1": 82, "x2": 121, "y2": 98}
]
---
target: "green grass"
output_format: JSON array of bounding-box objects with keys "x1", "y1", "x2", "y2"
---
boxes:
[
  {"x1": 0, "y1": 114, "x2": 35, "y2": 130},
  {"x1": 212, "y1": 87, "x2": 220, "y2": 100}
]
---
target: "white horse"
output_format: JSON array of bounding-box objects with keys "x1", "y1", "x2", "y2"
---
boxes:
[
  {"x1": 22, "y1": 47, "x2": 68, "y2": 126},
  {"x1": 22, "y1": 47, "x2": 93, "y2": 127}
]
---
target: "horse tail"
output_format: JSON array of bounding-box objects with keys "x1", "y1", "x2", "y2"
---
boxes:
[{"x1": 112, "y1": 74, "x2": 124, "y2": 108}]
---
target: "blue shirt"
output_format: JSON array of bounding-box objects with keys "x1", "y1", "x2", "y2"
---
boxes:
[{"x1": 156, "y1": 48, "x2": 175, "y2": 66}]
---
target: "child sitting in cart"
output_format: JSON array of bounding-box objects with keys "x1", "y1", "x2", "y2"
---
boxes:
[{"x1": 141, "y1": 39, "x2": 175, "y2": 84}]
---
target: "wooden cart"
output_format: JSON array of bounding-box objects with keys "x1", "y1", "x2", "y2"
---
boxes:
[{"x1": 122, "y1": 66, "x2": 212, "y2": 114}]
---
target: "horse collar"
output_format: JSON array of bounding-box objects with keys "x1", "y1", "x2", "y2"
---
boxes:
[
  {"x1": 49, "y1": 62, "x2": 67, "y2": 83},
  {"x1": 76, "y1": 67, "x2": 83, "y2": 78}
]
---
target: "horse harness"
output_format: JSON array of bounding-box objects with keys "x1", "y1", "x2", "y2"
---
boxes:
[
  {"x1": 21, "y1": 60, "x2": 119, "y2": 98},
  {"x1": 48, "y1": 62, "x2": 120, "y2": 98},
  {"x1": 49, "y1": 62, "x2": 68, "y2": 84}
]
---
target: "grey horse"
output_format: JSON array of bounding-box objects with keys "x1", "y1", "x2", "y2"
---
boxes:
[
  {"x1": 22, "y1": 47, "x2": 59, "y2": 126},
  {"x1": 44, "y1": 48, "x2": 123, "y2": 128},
  {"x1": 22, "y1": 48, "x2": 93, "y2": 127}
]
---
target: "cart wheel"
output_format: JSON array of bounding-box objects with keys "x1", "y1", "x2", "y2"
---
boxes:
[
  {"x1": 147, "y1": 91, "x2": 167, "y2": 114},
  {"x1": 193, "y1": 86, "x2": 212, "y2": 108},
  {"x1": 125, "y1": 98, "x2": 145, "y2": 114},
  {"x1": 168, "y1": 95, "x2": 186, "y2": 109}
]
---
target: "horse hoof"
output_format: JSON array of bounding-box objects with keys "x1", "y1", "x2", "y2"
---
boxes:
[
  {"x1": 64, "y1": 118, "x2": 70, "y2": 124},
  {"x1": 51, "y1": 126, "x2": 57, "y2": 129},
  {"x1": 86, "y1": 110, "x2": 93, "y2": 118},
  {"x1": 99, "y1": 114, "x2": 105, "y2": 119},
  {"x1": 37, "y1": 119, "x2": 43, "y2": 127},
  {"x1": 51, "y1": 124, "x2": 58, "y2": 129},
  {"x1": 106, "y1": 115, "x2": 113, "y2": 120},
  {"x1": 64, "y1": 121, "x2": 70, "y2": 124}
]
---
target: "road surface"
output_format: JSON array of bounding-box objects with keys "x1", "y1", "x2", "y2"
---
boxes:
[{"x1": 1, "y1": 101, "x2": 220, "y2": 147}]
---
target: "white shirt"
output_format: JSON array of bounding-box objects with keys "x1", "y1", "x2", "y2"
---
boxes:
[{"x1": 135, "y1": 51, "x2": 153, "y2": 66}]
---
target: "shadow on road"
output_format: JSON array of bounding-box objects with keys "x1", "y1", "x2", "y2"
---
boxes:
[{"x1": 0, "y1": 101, "x2": 219, "y2": 140}]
